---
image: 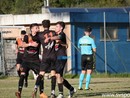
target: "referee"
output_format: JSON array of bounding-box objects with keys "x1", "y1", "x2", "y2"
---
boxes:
[{"x1": 78, "y1": 26, "x2": 96, "y2": 90}]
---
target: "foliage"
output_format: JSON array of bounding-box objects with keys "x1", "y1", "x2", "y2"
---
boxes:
[
  {"x1": 14, "y1": 0, "x2": 44, "y2": 14},
  {"x1": 0, "y1": 0, "x2": 15, "y2": 14},
  {"x1": 0, "y1": 0, "x2": 130, "y2": 14}
]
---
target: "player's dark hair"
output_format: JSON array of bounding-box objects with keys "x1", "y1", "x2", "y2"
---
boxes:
[
  {"x1": 85, "y1": 26, "x2": 92, "y2": 32},
  {"x1": 56, "y1": 21, "x2": 65, "y2": 30},
  {"x1": 30, "y1": 23, "x2": 39, "y2": 30},
  {"x1": 21, "y1": 30, "x2": 26, "y2": 35},
  {"x1": 42, "y1": 20, "x2": 50, "y2": 28}
]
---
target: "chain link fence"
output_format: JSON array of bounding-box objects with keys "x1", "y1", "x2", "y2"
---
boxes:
[{"x1": 0, "y1": 26, "x2": 24, "y2": 76}]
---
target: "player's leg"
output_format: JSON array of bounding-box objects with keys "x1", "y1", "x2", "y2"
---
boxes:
[
  {"x1": 32, "y1": 71, "x2": 46, "y2": 98},
  {"x1": 33, "y1": 61, "x2": 48, "y2": 98},
  {"x1": 15, "y1": 61, "x2": 29, "y2": 98},
  {"x1": 24, "y1": 68, "x2": 29, "y2": 87},
  {"x1": 79, "y1": 70, "x2": 86, "y2": 90},
  {"x1": 78, "y1": 55, "x2": 86, "y2": 90},
  {"x1": 39, "y1": 78, "x2": 44, "y2": 94},
  {"x1": 55, "y1": 60, "x2": 64, "y2": 98},
  {"x1": 32, "y1": 65, "x2": 44, "y2": 95},
  {"x1": 56, "y1": 59, "x2": 76, "y2": 98},
  {"x1": 85, "y1": 70, "x2": 92, "y2": 90},
  {"x1": 50, "y1": 70, "x2": 56, "y2": 98},
  {"x1": 49, "y1": 59, "x2": 56, "y2": 98},
  {"x1": 56, "y1": 73, "x2": 64, "y2": 98},
  {"x1": 85, "y1": 55, "x2": 93, "y2": 90},
  {"x1": 16, "y1": 64, "x2": 21, "y2": 77},
  {"x1": 60, "y1": 59, "x2": 76, "y2": 98},
  {"x1": 63, "y1": 78, "x2": 76, "y2": 98},
  {"x1": 16, "y1": 53, "x2": 22, "y2": 77}
]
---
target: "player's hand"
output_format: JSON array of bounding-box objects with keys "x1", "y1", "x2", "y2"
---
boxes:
[
  {"x1": 30, "y1": 42, "x2": 38, "y2": 47},
  {"x1": 44, "y1": 37, "x2": 50, "y2": 43}
]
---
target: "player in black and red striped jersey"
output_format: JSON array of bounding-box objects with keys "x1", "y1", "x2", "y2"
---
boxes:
[
  {"x1": 15, "y1": 30, "x2": 29, "y2": 87},
  {"x1": 48, "y1": 21, "x2": 76, "y2": 98},
  {"x1": 15, "y1": 23, "x2": 43, "y2": 98},
  {"x1": 32, "y1": 20, "x2": 56, "y2": 98}
]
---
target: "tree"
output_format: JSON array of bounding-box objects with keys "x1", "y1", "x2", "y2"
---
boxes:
[
  {"x1": 14, "y1": 0, "x2": 44, "y2": 14},
  {"x1": 0, "y1": 0, "x2": 130, "y2": 14},
  {"x1": 0, "y1": 0, "x2": 14, "y2": 14},
  {"x1": 49, "y1": 0, "x2": 86, "y2": 7}
]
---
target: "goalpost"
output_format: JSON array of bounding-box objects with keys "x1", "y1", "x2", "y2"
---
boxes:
[{"x1": 0, "y1": 26, "x2": 24, "y2": 76}]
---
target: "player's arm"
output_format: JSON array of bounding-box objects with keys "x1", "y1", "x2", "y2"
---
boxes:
[
  {"x1": 49, "y1": 31, "x2": 61, "y2": 40},
  {"x1": 22, "y1": 41, "x2": 38, "y2": 47},
  {"x1": 50, "y1": 35, "x2": 60, "y2": 41},
  {"x1": 15, "y1": 38, "x2": 18, "y2": 54},
  {"x1": 22, "y1": 35, "x2": 30, "y2": 47},
  {"x1": 92, "y1": 39, "x2": 96, "y2": 53},
  {"x1": 22, "y1": 35, "x2": 38, "y2": 47},
  {"x1": 44, "y1": 33, "x2": 61, "y2": 43},
  {"x1": 78, "y1": 39, "x2": 81, "y2": 49},
  {"x1": 92, "y1": 48, "x2": 96, "y2": 53},
  {"x1": 22, "y1": 42, "x2": 31, "y2": 47}
]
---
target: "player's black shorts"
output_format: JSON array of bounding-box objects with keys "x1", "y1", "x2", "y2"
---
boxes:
[
  {"x1": 16, "y1": 52, "x2": 24, "y2": 64},
  {"x1": 55, "y1": 59, "x2": 67, "y2": 77},
  {"x1": 81, "y1": 54, "x2": 93, "y2": 70},
  {"x1": 40, "y1": 58, "x2": 56, "y2": 73},
  {"x1": 21, "y1": 61, "x2": 40, "y2": 75}
]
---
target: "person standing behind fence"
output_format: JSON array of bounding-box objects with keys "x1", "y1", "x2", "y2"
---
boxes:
[
  {"x1": 15, "y1": 30, "x2": 29, "y2": 87},
  {"x1": 78, "y1": 26, "x2": 96, "y2": 90}
]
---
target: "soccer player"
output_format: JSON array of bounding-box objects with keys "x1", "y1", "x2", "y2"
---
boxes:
[
  {"x1": 78, "y1": 26, "x2": 96, "y2": 90},
  {"x1": 15, "y1": 30, "x2": 29, "y2": 87},
  {"x1": 32, "y1": 20, "x2": 56, "y2": 98},
  {"x1": 48, "y1": 21, "x2": 76, "y2": 98},
  {"x1": 15, "y1": 23, "x2": 43, "y2": 98}
]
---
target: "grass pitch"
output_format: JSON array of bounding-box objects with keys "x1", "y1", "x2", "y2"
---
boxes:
[{"x1": 0, "y1": 76, "x2": 130, "y2": 98}]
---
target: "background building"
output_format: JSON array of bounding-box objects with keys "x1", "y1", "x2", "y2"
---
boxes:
[{"x1": 0, "y1": 7, "x2": 130, "y2": 75}]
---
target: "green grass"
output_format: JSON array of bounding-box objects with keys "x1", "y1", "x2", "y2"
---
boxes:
[
  {"x1": 1, "y1": 72, "x2": 130, "y2": 80},
  {"x1": 64, "y1": 73, "x2": 130, "y2": 79},
  {"x1": 0, "y1": 76, "x2": 130, "y2": 98}
]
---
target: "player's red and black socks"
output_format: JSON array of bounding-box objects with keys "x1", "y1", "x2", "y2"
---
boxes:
[
  {"x1": 25, "y1": 72, "x2": 28, "y2": 83},
  {"x1": 39, "y1": 79, "x2": 44, "y2": 94},
  {"x1": 63, "y1": 79, "x2": 74, "y2": 91},
  {"x1": 51, "y1": 76, "x2": 56, "y2": 94},
  {"x1": 18, "y1": 74, "x2": 25, "y2": 93},
  {"x1": 58, "y1": 83, "x2": 63, "y2": 95},
  {"x1": 35, "y1": 75, "x2": 43, "y2": 87}
]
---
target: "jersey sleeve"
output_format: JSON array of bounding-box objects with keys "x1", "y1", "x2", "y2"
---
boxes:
[
  {"x1": 23, "y1": 35, "x2": 28, "y2": 43},
  {"x1": 52, "y1": 31, "x2": 56, "y2": 36},
  {"x1": 36, "y1": 35, "x2": 41, "y2": 44},
  {"x1": 58, "y1": 32, "x2": 66, "y2": 40},
  {"x1": 91, "y1": 39, "x2": 96, "y2": 49}
]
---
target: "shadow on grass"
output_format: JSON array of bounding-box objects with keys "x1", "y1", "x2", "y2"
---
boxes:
[{"x1": 91, "y1": 81, "x2": 120, "y2": 84}]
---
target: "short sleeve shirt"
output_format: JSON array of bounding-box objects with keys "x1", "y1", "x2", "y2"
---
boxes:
[{"x1": 78, "y1": 36, "x2": 96, "y2": 55}]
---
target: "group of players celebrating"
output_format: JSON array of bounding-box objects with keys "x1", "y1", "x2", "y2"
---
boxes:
[{"x1": 15, "y1": 20, "x2": 76, "y2": 98}]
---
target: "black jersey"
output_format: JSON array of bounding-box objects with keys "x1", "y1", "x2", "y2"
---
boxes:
[
  {"x1": 56, "y1": 32, "x2": 67, "y2": 56},
  {"x1": 38, "y1": 30, "x2": 56, "y2": 60},
  {"x1": 23, "y1": 33, "x2": 41, "y2": 62},
  {"x1": 16, "y1": 37, "x2": 25, "y2": 54}
]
